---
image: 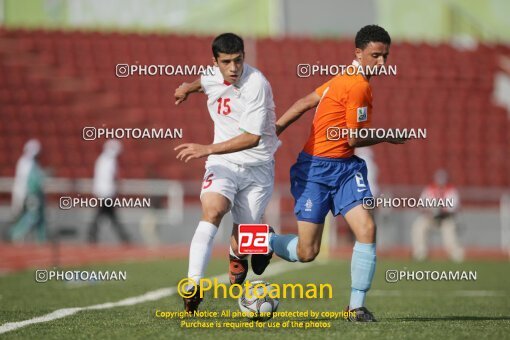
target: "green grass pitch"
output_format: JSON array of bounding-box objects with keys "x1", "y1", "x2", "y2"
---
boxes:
[{"x1": 0, "y1": 258, "x2": 509, "y2": 339}]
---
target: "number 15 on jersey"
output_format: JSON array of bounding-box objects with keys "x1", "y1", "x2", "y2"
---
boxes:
[{"x1": 217, "y1": 97, "x2": 231, "y2": 115}]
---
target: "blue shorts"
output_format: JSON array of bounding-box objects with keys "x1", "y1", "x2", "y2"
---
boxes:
[{"x1": 290, "y1": 152, "x2": 373, "y2": 224}]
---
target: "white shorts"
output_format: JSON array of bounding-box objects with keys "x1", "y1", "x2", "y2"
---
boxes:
[{"x1": 200, "y1": 159, "x2": 274, "y2": 224}]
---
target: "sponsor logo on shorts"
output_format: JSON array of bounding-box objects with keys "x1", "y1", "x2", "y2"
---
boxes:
[{"x1": 305, "y1": 198, "x2": 313, "y2": 212}]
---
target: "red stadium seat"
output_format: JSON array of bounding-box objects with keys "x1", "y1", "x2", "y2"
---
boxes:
[{"x1": 0, "y1": 30, "x2": 508, "y2": 191}]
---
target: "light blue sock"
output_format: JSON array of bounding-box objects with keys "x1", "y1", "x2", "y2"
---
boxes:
[
  {"x1": 349, "y1": 242, "x2": 376, "y2": 309},
  {"x1": 269, "y1": 233, "x2": 299, "y2": 262}
]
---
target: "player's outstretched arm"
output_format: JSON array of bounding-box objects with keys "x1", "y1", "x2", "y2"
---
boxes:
[
  {"x1": 174, "y1": 78, "x2": 202, "y2": 105},
  {"x1": 348, "y1": 128, "x2": 411, "y2": 147},
  {"x1": 275, "y1": 91, "x2": 320, "y2": 136},
  {"x1": 174, "y1": 132, "x2": 260, "y2": 163}
]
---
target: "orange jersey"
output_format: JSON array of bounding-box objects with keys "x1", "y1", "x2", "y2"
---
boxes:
[{"x1": 303, "y1": 71, "x2": 372, "y2": 158}]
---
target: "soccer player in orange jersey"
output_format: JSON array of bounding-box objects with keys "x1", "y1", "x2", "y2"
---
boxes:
[{"x1": 270, "y1": 25, "x2": 409, "y2": 322}]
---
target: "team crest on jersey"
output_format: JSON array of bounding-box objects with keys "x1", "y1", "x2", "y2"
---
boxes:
[
  {"x1": 357, "y1": 107, "x2": 367, "y2": 122},
  {"x1": 305, "y1": 198, "x2": 313, "y2": 212}
]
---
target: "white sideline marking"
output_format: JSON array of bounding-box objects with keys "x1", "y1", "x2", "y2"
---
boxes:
[
  {"x1": 0, "y1": 261, "x2": 315, "y2": 334},
  {"x1": 453, "y1": 290, "x2": 505, "y2": 297},
  {"x1": 370, "y1": 290, "x2": 403, "y2": 296},
  {"x1": 370, "y1": 289, "x2": 505, "y2": 297}
]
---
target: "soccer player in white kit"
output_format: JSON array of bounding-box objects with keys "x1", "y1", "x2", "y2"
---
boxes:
[{"x1": 174, "y1": 33, "x2": 279, "y2": 312}]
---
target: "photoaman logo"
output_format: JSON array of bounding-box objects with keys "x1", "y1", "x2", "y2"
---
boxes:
[{"x1": 177, "y1": 278, "x2": 333, "y2": 300}]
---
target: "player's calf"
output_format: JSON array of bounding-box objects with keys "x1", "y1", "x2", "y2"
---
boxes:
[{"x1": 268, "y1": 221, "x2": 324, "y2": 263}]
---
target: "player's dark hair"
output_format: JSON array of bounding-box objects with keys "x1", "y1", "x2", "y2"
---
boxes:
[
  {"x1": 355, "y1": 25, "x2": 391, "y2": 49},
  {"x1": 212, "y1": 33, "x2": 244, "y2": 59}
]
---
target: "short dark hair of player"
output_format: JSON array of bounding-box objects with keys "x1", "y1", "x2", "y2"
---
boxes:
[
  {"x1": 355, "y1": 25, "x2": 391, "y2": 50},
  {"x1": 212, "y1": 33, "x2": 244, "y2": 59}
]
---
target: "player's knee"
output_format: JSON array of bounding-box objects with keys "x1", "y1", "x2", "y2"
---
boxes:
[
  {"x1": 357, "y1": 220, "x2": 376, "y2": 242},
  {"x1": 297, "y1": 246, "x2": 319, "y2": 263},
  {"x1": 202, "y1": 207, "x2": 227, "y2": 225}
]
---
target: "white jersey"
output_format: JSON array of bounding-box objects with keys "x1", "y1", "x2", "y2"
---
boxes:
[
  {"x1": 200, "y1": 64, "x2": 279, "y2": 165},
  {"x1": 93, "y1": 152, "x2": 118, "y2": 198}
]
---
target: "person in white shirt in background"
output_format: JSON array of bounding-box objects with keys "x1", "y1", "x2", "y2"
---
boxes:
[
  {"x1": 411, "y1": 169, "x2": 464, "y2": 262},
  {"x1": 10, "y1": 139, "x2": 46, "y2": 242},
  {"x1": 88, "y1": 140, "x2": 131, "y2": 244}
]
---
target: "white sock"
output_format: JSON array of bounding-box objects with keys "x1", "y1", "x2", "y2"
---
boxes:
[{"x1": 187, "y1": 221, "x2": 218, "y2": 290}]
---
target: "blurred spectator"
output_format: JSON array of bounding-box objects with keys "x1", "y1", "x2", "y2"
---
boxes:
[
  {"x1": 493, "y1": 55, "x2": 510, "y2": 112},
  {"x1": 88, "y1": 140, "x2": 131, "y2": 244},
  {"x1": 411, "y1": 169, "x2": 464, "y2": 262},
  {"x1": 140, "y1": 196, "x2": 163, "y2": 247},
  {"x1": 10, "y1": 139, "x2": 46, "y2": 242}
]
